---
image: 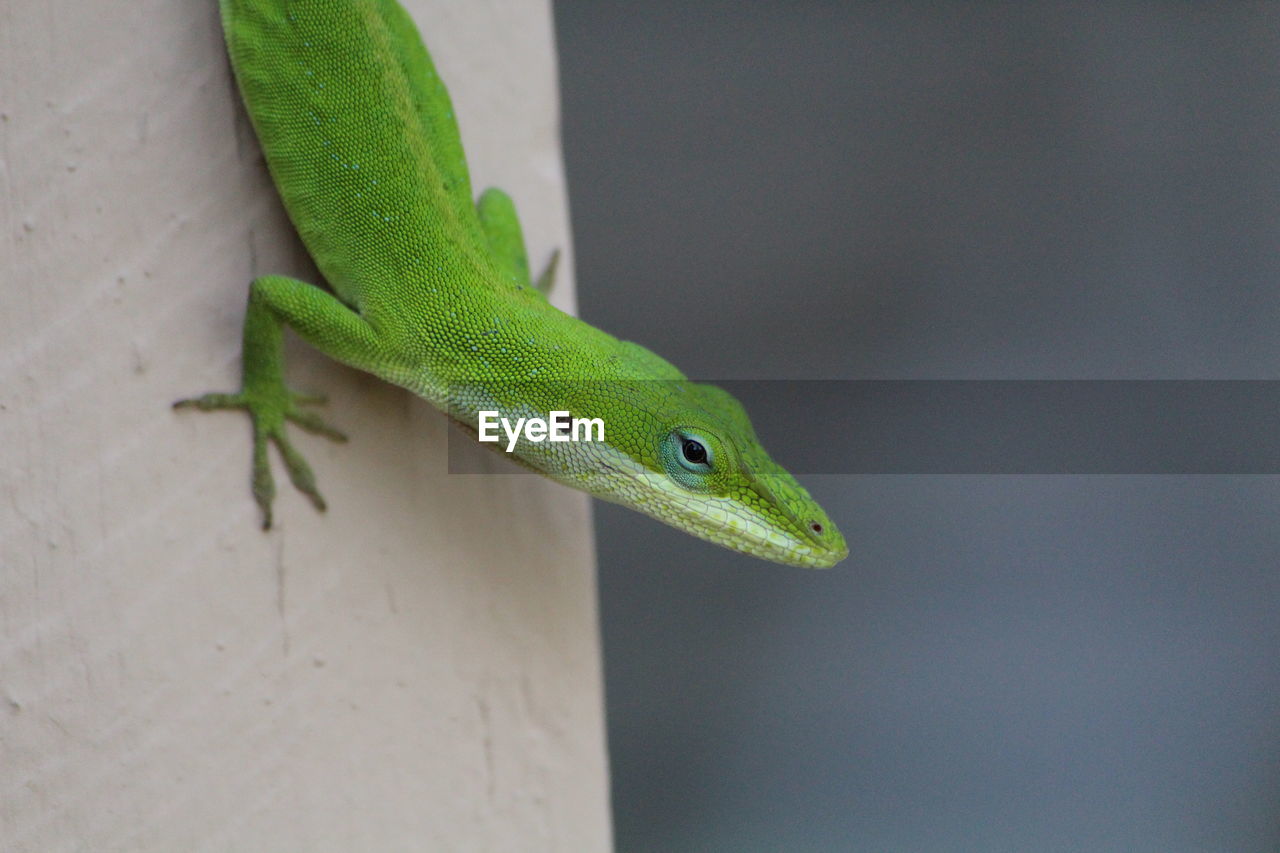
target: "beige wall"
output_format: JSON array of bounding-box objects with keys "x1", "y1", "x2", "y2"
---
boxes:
[{"x1": 0, "y1": 1, "x2": 611, "y2": 849}]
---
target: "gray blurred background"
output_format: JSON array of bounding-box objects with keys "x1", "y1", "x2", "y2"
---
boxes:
[{"x1": 552, "y1": 3, "x2": 1280, "y2": 851}]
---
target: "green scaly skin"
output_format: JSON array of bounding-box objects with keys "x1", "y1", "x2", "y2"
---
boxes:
[{"x1": 177, "y1": 0, "x2": 848, "y2": 568}]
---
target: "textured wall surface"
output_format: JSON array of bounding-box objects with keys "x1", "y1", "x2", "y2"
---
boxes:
[{"x1": 0, "y1": 1, "x2": 610, "y2": 850}]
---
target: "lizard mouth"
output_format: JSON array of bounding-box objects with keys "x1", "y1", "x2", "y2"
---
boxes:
[
  {"x1": 671, "y1": 491, "x2": 847, "y2": 568},
  {"x1": 580, "y1": 444, "x2": 847, "y2": 567}
]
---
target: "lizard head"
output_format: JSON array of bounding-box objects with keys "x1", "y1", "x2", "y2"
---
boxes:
[{"x1": 573, "y1": 380, "x2": 848, "y2": 568}]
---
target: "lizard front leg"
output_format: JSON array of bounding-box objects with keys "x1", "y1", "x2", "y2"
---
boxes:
[
  {"x1": 476, "y1": 187, "x2": 560, "y2": 296},
  {"x1": 176, "y1": 275, "x2": 384, "y2": 528}
]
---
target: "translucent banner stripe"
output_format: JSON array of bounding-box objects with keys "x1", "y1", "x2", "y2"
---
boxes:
[{"x1": 446, "y1": 380, "x2": 1280, "y2": 474}]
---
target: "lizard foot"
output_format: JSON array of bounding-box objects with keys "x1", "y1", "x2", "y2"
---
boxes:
[{"x1": 174, "y1": 388, "x2": 346, "y2": 529}]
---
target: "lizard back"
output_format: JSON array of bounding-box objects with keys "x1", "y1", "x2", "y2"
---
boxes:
[{"x1": 221, "y1": 0, "x2": 488, "y2": 315}]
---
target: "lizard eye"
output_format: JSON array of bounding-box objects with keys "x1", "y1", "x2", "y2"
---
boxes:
[
  {"x1": 661, "y1": 429, "x2": 718, "y2": 489},
  {"x1": 682, "y1": 439, "x2": 707, "y2": 465}
]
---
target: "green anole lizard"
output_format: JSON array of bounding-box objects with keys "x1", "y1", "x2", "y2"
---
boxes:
[{"x1": 177, "y1": 0, "x2": 847, "y2": 568}]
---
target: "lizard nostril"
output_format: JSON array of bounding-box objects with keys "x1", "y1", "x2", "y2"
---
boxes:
[{"x1": 810, "y1": 522, "x2": 823, "y2": 534}]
